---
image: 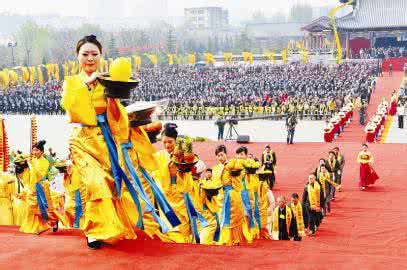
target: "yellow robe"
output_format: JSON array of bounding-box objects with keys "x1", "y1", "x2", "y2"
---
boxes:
[
  {"x1": 153, "y1": 150, "x2": 196, "y2": 243},
  {"x1": 197, "y1": 179, "x2": 222, "y2": 245},
  {"x1": 122, "y1": 127, "x2": 171, "y2": 241},
  {"x1": 62, "y1": 167, "x2": 86, "y2": 228},
  {"x1": 219, "y1": 171, "x2": 252, "y2": 246},
  {"x1": 61, "y1": 72, "x2": 135, "y2": 241},
  {"x1": 0, "y1": 172, "x2": 15, "y2": 225},
  {"x1": 258, "y1": 180, "x2": 271, "y2": 239},
  {"x1": 11, "y1": 176, "x2": 26, "y2": 226},
  {"x1": 19, "y1": 163, "x2": 59, "y2": 234}
]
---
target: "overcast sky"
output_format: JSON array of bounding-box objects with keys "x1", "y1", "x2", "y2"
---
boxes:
[{"x1": 0, "y1": 0, "x2": 340, "y2": 18}]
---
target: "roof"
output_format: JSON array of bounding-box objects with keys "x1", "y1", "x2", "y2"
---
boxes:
[
  {"x1": 337, "y1": 0, "x2": 407, "y2": 30},
  {"x1": 246, "y1": 22, "x2": 306, "y2": 38},
  {"x1": 301, "y1": 16, "x2": 330, "y2": 32}
]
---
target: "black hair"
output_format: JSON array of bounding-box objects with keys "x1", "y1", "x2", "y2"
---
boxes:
[
  {"x1": 215, "y1": 145, "x2": 227, "y2": 155},
  {"x1": 161, "y1": 123, "x2": 178, "y2": 139},
  {"x1": 32, "y1": 140, "x2": 46, "y2": 152},
  {"x1": 236, "y1": 146, "x2": 248, "y2": 155},
  {"x1": 76, "y1": 35, "x2": 103, "y2": 54},
  {"x1": 292, "y1": 193, "x2": 299, "y2": 199},
  {"x1": 362, "y1": 143, "x2": 368, "y2": 147}
]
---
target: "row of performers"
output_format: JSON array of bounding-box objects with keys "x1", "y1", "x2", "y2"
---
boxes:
[
  {"x1": 364, "y1": 98, "x2": 389, "y2": 143},
  {"x1": 324, "y1": 103, "x2": 354, "y2": 142},
  {"x1": 0, "y1": 130, "x2": 344, "y2": 248}
]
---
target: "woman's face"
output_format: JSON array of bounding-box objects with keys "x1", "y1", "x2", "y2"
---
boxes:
[
  {"x1": 362, "y1": 145, "x2": 368, "y2": 151},
  {"x1": 32, "y1": 147, "x2": 42, "y2": 159},
  {"x1": 162, "y1": 136, "x2": 176, "y2": 154},
  {"x1": 77, "y1": 42, "x2": 101, "y2": 75},
  {"x1": 216, "y1": 151, "x2": 227, "y2": 164}
]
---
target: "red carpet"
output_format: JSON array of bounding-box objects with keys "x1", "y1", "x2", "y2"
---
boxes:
[
  {"x1": 1, "y1": 141, "x2": 407, "y2": 269},
  {"x1": 336, "y1": 72, "x2": 403, "y2": 143}
]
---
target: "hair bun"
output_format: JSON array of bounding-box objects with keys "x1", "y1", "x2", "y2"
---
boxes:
[
  {"x1": 38, "y1": 140, "x2": 47, "y2": 147},
  {"x1": 85, "y1": 34, "x2": 97, "y2": 40},
  {"x1": 164, "y1": 123, "x2": 178, "y2": 130}
]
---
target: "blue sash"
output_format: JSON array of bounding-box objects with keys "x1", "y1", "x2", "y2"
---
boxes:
[
  {"x1": 74, "y1": 189, "x2": 83, "y2": 229},
  {"x1": 220, "y1": 185, "x2": 232, "y2": 227},
  {"x1": 35, "y1": 182, "x2": 48, "y2": 221},
  {"x1": 97, "y1": 114, "x2": 144, "y2": 229},
  {"x1": 241, "y1": 178, "x2": 255, "y2": 228},
  {"x1": 139, "y1": 167, "x2": 181, "y2": 227},
  {"x1": 203, "y1": 204, "x2": 220, "y2": 242},
  {"x1": 183, "y1": 193, "x2": 208, "y2": 244},
  {"x1": 254, "y1": 191, "x2": 261, "y2": 231},
  {"x1": 121, "y1": 142, "x2": 170, "y2": 233}
]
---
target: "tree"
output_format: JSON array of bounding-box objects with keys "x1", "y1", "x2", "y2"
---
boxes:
[
  {"x1": 166, "y1": 28, "x2": 177, "y2": 54},
  {"x1": 107, "y1": 35, "x2": 119, "y2": 58}
]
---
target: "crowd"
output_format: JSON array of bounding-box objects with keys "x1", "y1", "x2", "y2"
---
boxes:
[
  {"x1": 133, "y1": 63, "x2": 375, "y2": 120},
  {"x1": 0, "y1": 81, "x2": 63, "y2": 115},
  {"x1": 357, "y1": 47, "x2": 407, "y2": 59},
  {"x1": 0, "y1": 63, "x2": 375, "y2": 120}
]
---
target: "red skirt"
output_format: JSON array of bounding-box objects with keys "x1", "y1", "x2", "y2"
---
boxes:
[
  {"x1": 359, "y1": 163, "x2": 379, "y2": 187},
  {"x1": 389, "y1": 101, "x2": 397, "y2": 116}
]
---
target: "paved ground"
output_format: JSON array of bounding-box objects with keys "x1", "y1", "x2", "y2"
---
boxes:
[{"x1": 2, "y1": 115, "x2": 325, "y2": 156}]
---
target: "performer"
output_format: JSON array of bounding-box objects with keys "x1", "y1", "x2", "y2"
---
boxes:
[
  {"x1": 235, "y1": 147, "x2": 257, "y2": 240},
  {"x1": 61, "y1": 35, "x2": 138, "y2": 249},
  {"x1": 198, "y1": 169, "x2": 222, "y2": 245},
  {"x1": 325, "y1": 151, "x2": 341, "y2": 201},
  {"x1": 318, "y1": 165, "x2": 341, "y2": 214},
  {"x1": 154, "y1": 124, "x2": 205, "y2": 244},
  {"x1": 357, "y1": 144, "x2": 379, "y2": 190},
  {"x1": 123, "y1": 107, "x2": 180, "y2": 242},
  {"x1": 219, "y1": 158, "x2": 253, "y2": 246},
  {"x1": 332, "y1": 147, "x2": 345, "y2": 198},
  {"x1": 271, "y1": 196, "x2": 292, "y2": 240},
  {"x1": 289, "y1": 193, "x2": 307, "y2": 241},
  {"x1": 0, "y1": 170, "x2": 15, "y2": 225},
  {"x1": 261, "y1": 145, "x2": 277, "y2": 189},
  {"x1": 212, "y1": 145, "x2": 228, "y2": 187},
  {"x1": 302, "y1": 174, "x2": 322, "y2": 236},
  {"x1": 54, "y1": 160, "x2": 85, "y2": 229},
  {"x1": 14, "y1": 153, "x2": 59, "y2": 234}
]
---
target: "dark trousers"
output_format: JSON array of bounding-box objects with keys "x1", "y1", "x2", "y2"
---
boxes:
[
  {"x1": 308, "y1": 209, "x2": 322, "y2": 233},
  {"x1": 359, "y1": 111, "x2": 365, "y2": 125},
  {"x1": 287, "y1": 129, "x2": 295, "y2": 144},
  {"x1": 218, "y1": 127, "x2": 224, "y2": 140},
  {"x1": 398, "y1": 115, "x2": 404, "y2": 129}
]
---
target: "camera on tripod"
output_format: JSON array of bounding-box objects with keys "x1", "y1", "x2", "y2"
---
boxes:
[{"x1": 227, "y1": 119, "x2": 238, "y2": 125}]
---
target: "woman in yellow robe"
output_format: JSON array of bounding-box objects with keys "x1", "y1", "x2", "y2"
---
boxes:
[
  {"x1": 61, "y1": 35, "x2": 137, "y2": 249},
  {"x1": 153, "y1": 124, "x2": 206, "y2": 244},
  {"x1": 219, "y1": 159, "x2": 253, "y2": 246},
  {"x1": 197, "y1": 171, "x2": 222, "y2": 245},
  {"x1": 53, "y1": 160, "x2": 85, "y2": 229},
  {"x1": 121, "y1": 122, "x2": 179, "y2": 241},
  {"x1": 14, "y1": 152, "x2": 59, "y2": 234},
  {"x1": 0, "y1": 171, "x2": 15, "y2": 225},
  {"x1": 11, "y1": 167, "x2": 26, "y2": 226}
]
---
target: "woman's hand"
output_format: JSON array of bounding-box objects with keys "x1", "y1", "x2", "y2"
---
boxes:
[{"x1": 85, "y1": 72, "x2": 102, "y2": 87}]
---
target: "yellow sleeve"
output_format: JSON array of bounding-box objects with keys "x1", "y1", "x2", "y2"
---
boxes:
[
  {"x1": 61, "y1": 75, "x2": 97, "y2": 126},
  {"x1": 107, "y1": 99, "x2": 129, "y2": 143},
  {"x1": 325, "y1": 175, "x2": 338, "y2": 187}
]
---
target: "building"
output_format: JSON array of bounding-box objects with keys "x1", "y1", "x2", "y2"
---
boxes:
[
  {"x1": 184, "y1": 7, "x2": 229, "y2": 30},
  {"x1": 303, "y1": 0, "x2": 407, "y2": 55},
  {"x1": 246, "y1": 22, "x2": 306, "y2": 50}
]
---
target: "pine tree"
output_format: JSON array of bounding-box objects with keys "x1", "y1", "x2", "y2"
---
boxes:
[{"x1": 108, "y1": 35, "x2": 119, "y2": 58}]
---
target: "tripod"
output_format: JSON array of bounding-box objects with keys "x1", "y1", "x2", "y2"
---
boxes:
[{"x1": 225, "y1": 123, "x2": 239, "y2": 141}]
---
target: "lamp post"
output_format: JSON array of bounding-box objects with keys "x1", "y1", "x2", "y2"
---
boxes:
[{"x1": 7, "y1": 41, "x2": 17, "y2": 66}]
